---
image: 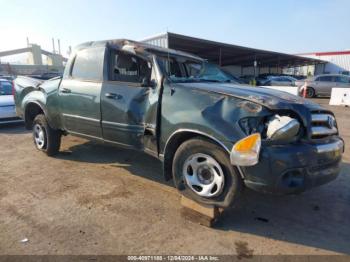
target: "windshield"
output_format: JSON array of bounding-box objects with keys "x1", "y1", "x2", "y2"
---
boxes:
[
  {"x1": 0, "y1": 81, "x2": 12, "y2": 95},
  {"x1": 157, "y1": 56, "x2": 240, "y2": 84}
]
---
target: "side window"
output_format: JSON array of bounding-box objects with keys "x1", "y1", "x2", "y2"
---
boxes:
[
  {"x1": 317, "y1": 76, "x2": 333, "y2": 82},
  {"x1": 335, "y1": 76, "x2": 350, "y2": 83},
  {"x1": 71, "y1": 47, "x2": 104, "y2": 81},
  {"x1": 184, "y1": 62, "x2": 202, "y2": 77},
  {"x1": 111, "y1": 51, "x2": 151, "y2": 83},
  {"x1": 0, "y1": 81, "x2": 12, "y2": 95},
  {"x1": 158, "y1": 57, "x2": 184, "y2": 78},
  {"x1": 279, "y1": 77, "x2": 290, "y2": 82}
]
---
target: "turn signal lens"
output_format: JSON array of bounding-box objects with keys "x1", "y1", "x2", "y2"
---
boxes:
[
  {"x1": 230, "y1": 133, "x2": 261, "y2": 166},
  {"x1": 234, "y1": 133, "x2": 260, "y2": 152}
]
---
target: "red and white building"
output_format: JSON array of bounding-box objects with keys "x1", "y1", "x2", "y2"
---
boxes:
[{"x1": 297, "y1": 50, "x2": 350, "y2": 76}]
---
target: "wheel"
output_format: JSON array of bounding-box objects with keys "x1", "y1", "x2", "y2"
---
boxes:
[
  {"x1": 306, "y1": 87, "x2": 316, "y2": 98},
  {"x1": 33, "y1": 114, "x2": 61, "y2": 156},
  {"x1": 172, "y1": 137, "x2": 243, "y2": 208}
]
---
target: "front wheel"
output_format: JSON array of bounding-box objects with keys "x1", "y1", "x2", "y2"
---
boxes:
[
  {"x1": 172, "y1": 137, "x2": 242, "y2": 208},
  {"x1": 33, "y1": 114, "x2": 61, "y2": 156}
]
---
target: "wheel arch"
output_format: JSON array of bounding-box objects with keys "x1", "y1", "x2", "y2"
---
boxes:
[
  {"x1": 24, "y1": 101, "x2": 47, "y2": 130},
  {"x1": 307, "y1": 86, "x2": 316, "y2": 96},
  {"x1": 162, "y1": 129, "x2": 231, "y2": 181}
]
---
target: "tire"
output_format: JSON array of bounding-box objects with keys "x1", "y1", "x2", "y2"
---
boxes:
[
  {"x1": 306, "y1": 87, "x2": 316, "y2": 98},
  {"x1": 172, "y1": 137, "x2": 243, "y2": 208},
  {"x1": 32, "y1": 114, "x2": 61, "y2": 156}
]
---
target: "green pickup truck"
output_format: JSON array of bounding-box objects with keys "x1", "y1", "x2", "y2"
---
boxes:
[{"x1": 14, "y1": 39, "x2": 344, "y2": 207}]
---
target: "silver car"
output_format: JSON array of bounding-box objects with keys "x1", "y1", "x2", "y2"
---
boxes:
[
  {"x1": 263, "y1": 76, "x2": 297, "y2": 86},
  {"x1": 297, "y1": 74, "x2": 350, "y2": 98},
  {"x1": 0, "y1": 79, "x2": 22, "y2": 124}
]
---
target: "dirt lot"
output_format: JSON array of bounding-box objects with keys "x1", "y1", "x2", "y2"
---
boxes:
[{"x1": 0, "y1": 98, "x2": 349, "y2": 255}]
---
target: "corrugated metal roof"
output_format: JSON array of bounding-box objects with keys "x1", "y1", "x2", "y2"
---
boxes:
[{"x1": 141, "y1": 32, "x2": 322, "y2": 68}]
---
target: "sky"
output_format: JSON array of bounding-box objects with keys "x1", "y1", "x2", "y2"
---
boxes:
[{"x1": 0, "y1": 0, "x2": 349, "y2": 62}]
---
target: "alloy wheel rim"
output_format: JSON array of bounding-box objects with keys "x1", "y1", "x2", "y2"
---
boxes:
[
  {"x1": 34, "y1": 124, "x2": 46, "y2": 149},
  {"x1": 183, "y1": 153, "x2": 225, "y2": 198}
]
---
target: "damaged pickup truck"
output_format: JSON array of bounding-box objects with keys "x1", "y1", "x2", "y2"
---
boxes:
[{"x1": 14, "y1": 39, "x2": 344, "y2": 207}]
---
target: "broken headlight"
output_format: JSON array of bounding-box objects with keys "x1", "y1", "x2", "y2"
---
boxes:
[
  {"x1": 239, "y1": 114, "x2": 301, "y2": 142},
  {"x1": 239, "y1": 117, "x2": 266, "y2": 136},
  {"x1": 266, "y1": 115, "x2": 300, "y2": 141}
]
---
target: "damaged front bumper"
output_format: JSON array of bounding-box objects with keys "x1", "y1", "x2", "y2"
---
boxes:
[{"x1": 233, "y1": 138, "x2": 344, "y2": 194}]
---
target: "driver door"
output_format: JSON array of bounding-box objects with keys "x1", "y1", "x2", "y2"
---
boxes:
[{"x1": 101, "y1": 49, "x2": 160, "y2": 153}]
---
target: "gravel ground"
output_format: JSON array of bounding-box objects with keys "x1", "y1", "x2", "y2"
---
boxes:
[{"x1": 0, "y1": 98, "x2": 349, "y2": 255}]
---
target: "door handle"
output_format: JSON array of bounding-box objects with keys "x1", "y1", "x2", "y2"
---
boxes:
[
  {"x1": 105, "y1": 93, "x2": 122, "y2": 99},
  {"x1": 61, "y1": 88, "x2": 71, "y2": 93}
]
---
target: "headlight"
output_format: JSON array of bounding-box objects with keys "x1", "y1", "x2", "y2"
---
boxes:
[
  {"x1": 266, "y1": 115, "x2": 300, "y2": 141},
  {"x1": 239, "y1": 117, "x2": 266, "y2": 135},
  {"x1": 239, "y1": 114, "x2": 301, "y2": 142}
]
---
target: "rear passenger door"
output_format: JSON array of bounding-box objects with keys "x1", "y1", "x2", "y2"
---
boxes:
[
  {"x1": 315, "y1": 76, "x2": 335, "y2": 95},
  {"x1": 59, "y1": 46, "x2": 105, "y2": 138}
]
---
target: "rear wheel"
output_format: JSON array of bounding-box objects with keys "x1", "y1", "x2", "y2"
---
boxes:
[
  {"x1": 172, "y1": 137, "x2": 242, "y2": 208},
  {"x1": 306, "y1": 87, "x2": 316, "y2": 98},
  {"x1": 33, "y1": 114, "x2": 61, "y2": 156}
]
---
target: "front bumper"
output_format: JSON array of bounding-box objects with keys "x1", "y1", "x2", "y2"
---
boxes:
[{"x1": 236, "y1": 138, "x2": 344, "y2": 194}]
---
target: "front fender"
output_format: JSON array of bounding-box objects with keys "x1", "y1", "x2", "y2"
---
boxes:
[{"x1": 160, "y1": 83, "x2": 271, "y2": 154}]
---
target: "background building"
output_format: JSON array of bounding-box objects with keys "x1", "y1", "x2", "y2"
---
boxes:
[
  {"x1": 142, "y1": 32, "x2": 321, "y2": 77},
  {"x1": 298, "y1": 51, "x2": 350, "y2": 76}
]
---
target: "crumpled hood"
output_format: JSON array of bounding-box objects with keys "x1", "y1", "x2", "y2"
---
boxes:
[{"x1": 175, "y1": 82, "x2": 323, "y2": 111}]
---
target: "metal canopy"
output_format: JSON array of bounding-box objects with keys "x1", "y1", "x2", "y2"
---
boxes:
[{"x1": 165, "y1": 32, "x2": 322, "y2": 68}]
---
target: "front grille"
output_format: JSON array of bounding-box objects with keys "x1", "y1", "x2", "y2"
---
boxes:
[{"x1": 311, "y1": 113, "x2": 338, "y2": 139}]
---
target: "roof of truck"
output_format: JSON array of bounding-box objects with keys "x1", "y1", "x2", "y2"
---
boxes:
[{"x1": 74, "y1": 39, "x2": 204, "y2": 61}]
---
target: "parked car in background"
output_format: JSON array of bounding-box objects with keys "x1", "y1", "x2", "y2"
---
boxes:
[
  {"x1": 239, "y1": 75, "x2": 256, "y2": 84},
  {"x1": 29, "y1": 72, "x2": 63, "y2": 80},
  {"x1": 262, "y1": 76, "x2": 297, "y2": 86},
  {"x1": 297, "y1": 74, "x2": 350, "y2": 98},
  {"x1": 293, "y1": 75, "x2": 307, "y2": 80},
  {"x1": 0, "y1": 79, "x2": 22, "y2": 124},
  {"x1": 0, "y1": 75, "x2": 16, "y2": 81}
]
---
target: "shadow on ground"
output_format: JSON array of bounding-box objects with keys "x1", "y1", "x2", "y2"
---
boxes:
[
  {"x1": 56, "y1": 140, "x2": 171, "y2": 186},
  {"x1": 0, "y1": 123, "x2": 28, "y2": 134},
  {"x1": 56, "y1": 139, "x2": 350, "y2": 254}
]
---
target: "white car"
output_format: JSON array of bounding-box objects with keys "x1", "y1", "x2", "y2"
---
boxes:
[{"x1": 0, "y1": 79, "x2": 22, "y2": 124}]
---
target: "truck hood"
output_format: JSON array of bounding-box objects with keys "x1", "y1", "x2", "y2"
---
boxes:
[{"x1": 175, "y1": 82, "x2": 323, "y2": 111}]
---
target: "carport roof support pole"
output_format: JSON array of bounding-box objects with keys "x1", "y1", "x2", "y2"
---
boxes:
[{"x1": 253, "y1": 54, "x2": 257, "y2": 77}]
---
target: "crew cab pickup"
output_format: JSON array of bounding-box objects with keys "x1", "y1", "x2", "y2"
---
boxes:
[{"x1": 14, "y1": 39, "x2": 344, "y2": 207}]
